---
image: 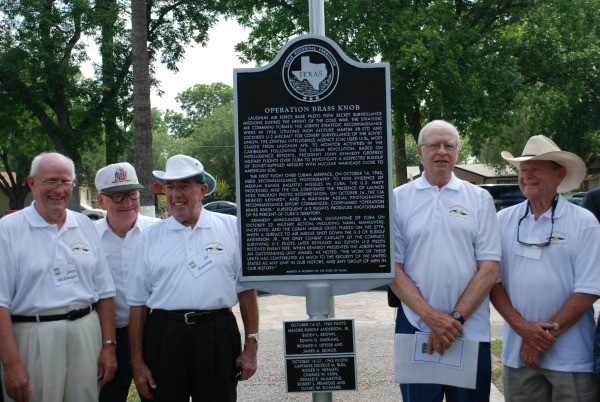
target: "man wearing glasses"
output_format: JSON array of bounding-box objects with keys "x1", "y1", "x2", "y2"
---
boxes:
[
  {"x1": 389, "y1": 120, "x2": 501, "y2": 402},
  {"x1": 0, "y1": 152, "x2": 116, "y2": 402},
  {"x1": 490, "y1": 136, "x2": 600, "y2": 401},
  {"x1": 94, "y1": 162, "x2": 159, "y2": 402},
  {"x1": 127, "y1": 154, "x2": 258, "y2": 402}
]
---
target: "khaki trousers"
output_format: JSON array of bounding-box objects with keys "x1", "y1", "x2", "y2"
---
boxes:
[
  {"x1": 2, "y1": 306, "x2": 102, "y2": 402},
  {"x1": 503, "y1": 365, "x2": 600, "y2": 402}
]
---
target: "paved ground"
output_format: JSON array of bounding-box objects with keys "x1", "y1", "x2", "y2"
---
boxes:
[{"x1": 232, "y1": 291, "x2": 506, "y2": 401}]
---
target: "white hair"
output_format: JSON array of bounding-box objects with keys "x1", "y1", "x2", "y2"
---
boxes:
[
  {"x1": 30, "y1": 152, "x2": 76, "y2": 178},
  {"x1": 418, "y1": 120, "x2": 461, "y2": 147}
]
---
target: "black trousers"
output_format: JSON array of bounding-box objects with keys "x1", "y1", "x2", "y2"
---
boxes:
[
  {"x1": 143, "y1": 311, "x2": 241, "y2": 402},
  {"x1": 99, "y1": 327, "x2": 150, "y2": 402}
]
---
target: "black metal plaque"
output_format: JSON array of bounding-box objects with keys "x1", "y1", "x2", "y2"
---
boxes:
[
  {"x1": 286, "y1": 356, "x2": 357, "y2": 393},
  {"x1": 235, "y1": 35, "x2": 392, "y2": 280},
  {"x1": 284, "y1": 319, "x2": 354, "y2": 356}
]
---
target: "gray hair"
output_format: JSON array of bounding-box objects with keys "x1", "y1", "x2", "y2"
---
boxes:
[
  {"x1": 30, "y1": 152, "x2": 76, "y2": 178},
  {"x1": 418, "y1": 120, "x2": 461, "y2": 147}
]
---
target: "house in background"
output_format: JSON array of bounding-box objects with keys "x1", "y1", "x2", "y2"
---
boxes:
[
  {"x1": 405, "y1": 163, "x2": 518, "y2": 185},
  {"x1": 454, "y1": 164, "x2": 518, "y2": 184}
]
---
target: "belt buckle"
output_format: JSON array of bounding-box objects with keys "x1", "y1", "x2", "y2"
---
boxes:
[
  {"x1": 67, "y1": 306, "x2": 88, "y2": 321},
  {"x1": 67, "y1": 309, "x2": 79, "y2": 321},
  {"x1": 184, "y1": 312, "x2": 196, "y2": 325}
]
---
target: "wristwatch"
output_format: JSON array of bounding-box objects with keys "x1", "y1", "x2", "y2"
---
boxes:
[
  {"x1": 245, "y1": 333, "x2": 259, "y2": 343},
  {"x1": 102, "y1": 339, "x2": 118, "y2": 346},
  {"x1": 450, "y1": 311, "x2": 465, "y2": 324}
]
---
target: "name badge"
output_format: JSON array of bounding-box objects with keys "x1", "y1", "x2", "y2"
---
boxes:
[
  {"x1": 50, "y1": 262, "x2": 80, "y2": 286},
  {"x1": 186, "y1": 253, "x2": 216, "y2": 278},
  {"x1": 515, "y1": 243, "x2": 542, "y2": 260}
]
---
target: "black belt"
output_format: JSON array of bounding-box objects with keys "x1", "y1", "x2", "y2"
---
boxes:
[
  {"x1": 150, "y1": 308, "x2": 231, "y2": 325},
  {"x1": 11, "y1": 304, "x2": 96, "y2": 323}
]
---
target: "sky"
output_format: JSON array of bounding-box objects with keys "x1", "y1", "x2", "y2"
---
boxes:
[{"x1": 151, "y1": 19, "x2": 252, "y2": 112}]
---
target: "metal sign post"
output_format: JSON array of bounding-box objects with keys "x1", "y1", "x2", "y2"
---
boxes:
[{"x1": 234, "y1": 1, "x2": 393, "y2": 400}]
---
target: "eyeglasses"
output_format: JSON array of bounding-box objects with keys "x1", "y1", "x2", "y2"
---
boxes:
[
  {"x1": 419, "y1": 142, "x2": 459, "y2": 152},
  {"x1": 517, "y1": 196, "x2": 558, "y2": 247},
  {"x1": 101, "y1": 190, "x2": 141, "y2": 203},
  {"x1": 34, "y1": 176, "x2": 75, "y2": 188}
]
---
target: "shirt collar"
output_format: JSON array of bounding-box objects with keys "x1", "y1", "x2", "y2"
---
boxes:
[
  {"x1": 165, "y1": 208, "x2": 214, "y2": 231},
  {"x1": 24, "y1": 202, "x2": 78, "y2": 229},
  {"x1": 415, "y1": 172, "x2": 461, "y2": 191},
  {"x1": 97, "y1": 215, "x2": 144, "y2": 236},
  {"x1": 523, "y1": 194, "x2": 567, "y2": 220}
]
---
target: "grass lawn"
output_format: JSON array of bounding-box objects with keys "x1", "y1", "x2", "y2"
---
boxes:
[
  {"x1": 491, "y1": 339, "x2": 503, "y2": 393},
  {"x1": 127, "y1": 383, "x2": 141, "y2": 402}
]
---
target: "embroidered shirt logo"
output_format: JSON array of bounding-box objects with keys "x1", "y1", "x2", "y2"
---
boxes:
[
  {"x1": 205, "y1": 242, "x2": 225, "y2": 255},
  {"x1": 112, "y1": 166, "x2": 132, "y2": 184},
  {"x1": 448, "y1": 205, "x2": 469, "y2": 220},
  {"x1": 548, "y1": 231, "x2": 566, "y2": 245},
  {"x1": 71, "y1": 242, "x2": 91, "y2": 255}
]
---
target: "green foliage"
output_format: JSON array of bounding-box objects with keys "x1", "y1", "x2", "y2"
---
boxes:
[
  {"x1": 203, "y1": 178, "x2": 234, "y2": 203},
  {"x1": 164, "y1": 85, "x2": 237, "y2": 197},
  {"x1": 0, "y1": 0, "x2": 230, "y2": 200},
  {"x1": 225, "y1": 0, "x2": 600, "y2": 170},
  {"x1": 165, "y1": 82, "x2": 233, "y2": 138}
]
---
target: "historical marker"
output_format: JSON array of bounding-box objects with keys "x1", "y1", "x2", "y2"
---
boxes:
[
  {"x1": 284, "y1": 318, "x2": 354, "y2": 356},
  {"x1": 235, "y1": 35, "x2": 393, "y2": 288},
  {"x1": 286, "y1": 356, "x2": 357, "y2": 393}
]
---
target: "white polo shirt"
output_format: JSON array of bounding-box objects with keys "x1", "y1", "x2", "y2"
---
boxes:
[
  {"x1": 95, "y1": 214, "x2": 159, "y2": 328},
  {"x1": 393, "y1": 173, "x2": 501, "y2": 342},
  {"x1": 497, "y1": 196, "x2": 600, "y2": 372},
  {"x1": 126, "y1": 209, "x2": 245, "y2": 310},
  {"x1": 0, "y1": 204, "x2": 115, "y2": 315}
]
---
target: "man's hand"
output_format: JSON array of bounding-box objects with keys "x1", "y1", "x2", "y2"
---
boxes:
[
  {"x1": 516, "y1": 321, "x2": 556, "y2": 353},
  {"x1": 97, "y1": 344, "x2": 117, "y2": 387},
  {"x1": 520, "y1": 341, "x2": 544, "y2": 368},
  {"x1": 426, "y1": 311, "x2": 463, "y2": 355},
  {"x1": 132, "y1": 360, "x2": 156, "y2": 399},
  {"x1": 3, "y1": 360, "x2": 31, "y2": 402},
  {"x1": 235, "y1": 339, "x2": 258, "y2": 381}
]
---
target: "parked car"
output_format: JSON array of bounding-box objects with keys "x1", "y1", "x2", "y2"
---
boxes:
[
  {"x1": 478, "y1": 184, "x2": 526, "y2": 211},
  {"x1": 565, "y1": 191, "x2": 587, "y2": 206},
  {"x1": 80, "y1": 202, "x2": 106, "y2": 220},
  {"x1": 204, "y1": 201, "x2": 237, "y2": 216}
]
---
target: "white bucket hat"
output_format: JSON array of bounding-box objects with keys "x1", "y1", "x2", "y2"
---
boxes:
[
  {"x1": 153, "y1": 154, "x2": 216, "y2": 195},
  {"x1": 95, "y1": 162, "x2": 145, "y2": 193},
  {"x1": 501, "y1": 135, "x2": 586, "y2": 193}
]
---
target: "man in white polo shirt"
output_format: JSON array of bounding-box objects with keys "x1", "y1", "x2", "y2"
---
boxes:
[
  {"x1": 0, "y1": 152, "x2": 116, "y2": 402},
  {"x1": 127, "y1": 154, "x2": 259, "y2": 402},
  {"x1": 490, "y1": 136, "x2": 600, "y2": 401},
  {"x1": 389, "y1": 120, "x2": 501, "y2": 402},
  {"x1": 94, "y1": 162, "x2": 159, "y2": 402}
]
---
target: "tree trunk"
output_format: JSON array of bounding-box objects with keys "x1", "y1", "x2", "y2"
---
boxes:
[{"x1": 131, "y1": 0, "x2": 154, "y2": 216}]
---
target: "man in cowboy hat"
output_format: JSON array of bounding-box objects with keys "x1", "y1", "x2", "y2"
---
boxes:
[
  {"x1": 94, "y1": 162, "x2": 159, "y2": 402},
  {"x1": 126, "y1": 154, "x2": 258, "y2": 402},
  {"x1": 490, "y1": 135, "x2": 600, "y2": 401}
]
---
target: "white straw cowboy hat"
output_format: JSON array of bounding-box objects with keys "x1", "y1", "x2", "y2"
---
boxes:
[
  {"x1": 153, "y1": 154, "x2": 216, "y2": 195},
  {"x1": 501, "y1": 135, "x2": 586, "y2": 193}
]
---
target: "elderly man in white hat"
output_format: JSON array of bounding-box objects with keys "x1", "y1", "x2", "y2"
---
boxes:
[
  {"x1": 490, "y1": 136, "x2": 600, "y2": 401},
  {"x1": 94, "y1": 162, "x2": 159, "y2": 402},
  {"x1": 126, "y1": 155, "x2": 258, "y2": 402}
]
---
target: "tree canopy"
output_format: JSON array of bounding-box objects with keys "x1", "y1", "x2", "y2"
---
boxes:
[
  {"x1": 225, "y1": 0, "x2": 600, "y2": 183},
  {"x1": 0, "y1": 0, "x2": 227, "y2": 208}
]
